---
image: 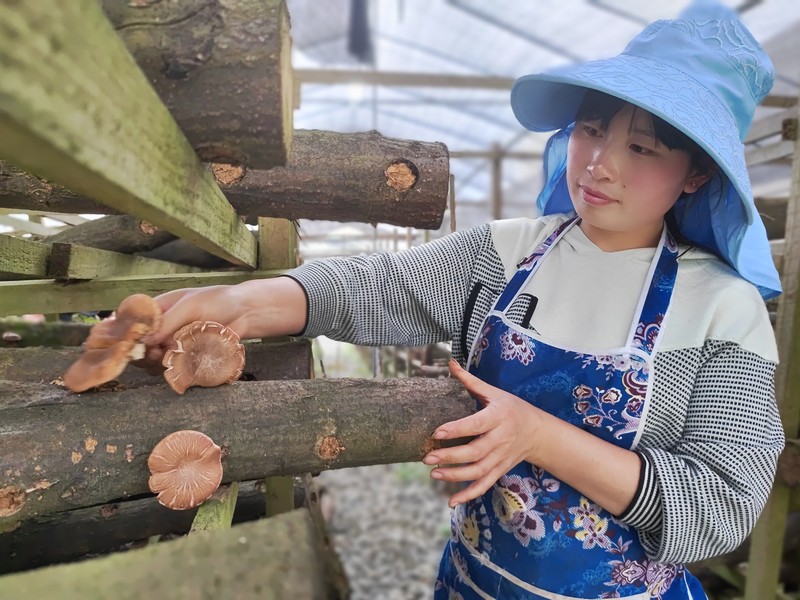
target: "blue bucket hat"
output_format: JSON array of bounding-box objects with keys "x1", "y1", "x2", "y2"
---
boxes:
[{"x1": 510, "y1": 1, "x2": 781, "y2": 299}]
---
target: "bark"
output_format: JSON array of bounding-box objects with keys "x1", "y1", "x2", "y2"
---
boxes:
[
  {"x1": 0, "y1": 322, "x2": 91, "y2": 348},
  {"x1": 219, "y1": 130, "x2": 450, "y2": 229},
  {"x1": 0, "y1": 130, "x2": 450, "y2": 229},
  {"x1": 0, "y1": 378, "x2": 473, "y2": 526},
  {"x1": 0, "y1": 339, "x2": 313, "y2": 383},
  {"x1": 0, "y1": 509, "x2": 331, "y2": 599},
  {"x1": 47, "y1": 215, "x2": 176, "y2": 254},
  {"x1": 136, "y1": 237, "x2": 243, "y2": 269},
  {"x1": 0, "y1": 480, "x2": 298, "y2": 574},
  {"x1": 101, "y1": 0, "x2": 291, "y2": 169}
]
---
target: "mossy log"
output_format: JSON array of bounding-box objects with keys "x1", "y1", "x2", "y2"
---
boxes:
[
  {"x1": 101, "y1": 0, "x2": 292, "y2": 170},
  {"x1": 47, "y1": 216, "x2": 176, "y2": 254},
  {"x1": 0, "y1": 480, "x2": 296, "y2": 574},
  {"x1": 0, "y1": 509, "x2": 332, "y2": 600},
  {"x1": 0, "y1": 130, "x2": 450, "y2": 229},
  {"x1": 0, "y1": 377, "x2": 473, "y2": 527},
  {"x1": 0, "y1": 339, "x2": 312, "y2": 382},
  {"x1": 0, "y1": 322, "x2": 91, "y2": 348}
]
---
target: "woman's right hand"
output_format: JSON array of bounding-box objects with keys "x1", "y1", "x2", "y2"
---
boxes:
[{"x1": 140, "y1": 277, "x2": 307, "y2": 366}]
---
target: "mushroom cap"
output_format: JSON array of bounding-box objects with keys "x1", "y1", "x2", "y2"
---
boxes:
[
  {"x1": 147, "y1": 430, "x2": 223, "y2": 510},
  {"x1": 162, "y1": 321, "x2": 245, "y2": 395},
  {"x1": 63, "y1": 294, "x2": 162, "y2": 392}
]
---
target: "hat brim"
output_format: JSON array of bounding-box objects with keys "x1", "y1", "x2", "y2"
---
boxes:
[{"x1": 511, "y1": 54, "x2": 755, "y2": 226}]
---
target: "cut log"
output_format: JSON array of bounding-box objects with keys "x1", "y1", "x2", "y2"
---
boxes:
[
  {"x1": 0, "y1": 377, "x2": 473, "y2": 526},
  {"x1": 47, "y1": 215, "x2": 176, "y2": 254},
  {"x1": 0, "y1": 480, "x2": 290, "y2": 574},
  {"x1": 101, "y1": 0, "x2": 292, "y2": 170},
  {"x1": 0, "y1": 339, "x2": 313, "y2": 382},
  {"x1": 0, "y1": 509, "x2": 332, "y2": 600},
  {"x1": 137, "y1": 238, "x2": 242, "y2": 269},
  {"x1": 0, "y1": 322, "x2": 91, "y2": 348},
  {"x1": 0, "y1": 130, "x2": 450, "y2": 229},
  {"x1": 217, "y1": 130, "x2": 450, "y2": 229}
]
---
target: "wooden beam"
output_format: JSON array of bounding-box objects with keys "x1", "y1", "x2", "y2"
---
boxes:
[
  {"x1": 0, "y1": 510, "x2": 332, "y2": 600},
  {"x1": 762, "y1": 95, "x2": 799, "y2": 108},
  {"x1": 0, "y1": 378, "x2": 473, "y2": 525},
  {"x1": 295, "y1": 68, "x2": 514, "y2": 90},
  {"x1": 0, "y1": 270, "x2": 286, "y2": 317},
  {"x1": 0, "y1": 129, "x2": 450, "y2": 230},
  {"x1": 47, "y1": 243, "x2": 205, "y2": 280},
  {"x1": 0, "y1": 1, "x2": 257, "y2": 267},
  {"x1": 102, "y1": 0, "x2": 292, "y2": 170},
  {"x1": 0, "y1": 236, "x2": 49, "y2": 279},
  {"x1": 745, "y1": 140, "x2": 794, "y2": 167},
  {"x1": 745, "y1": 106, "x2": 798, "y2": 144},
  {"x1": 0, "y1": 215, "x2": 62, "y2": 237}
]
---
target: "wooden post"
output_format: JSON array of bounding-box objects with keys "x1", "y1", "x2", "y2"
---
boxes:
[
  {"x1": 744, "y1": 92, "x2": 800, "y2": 600},
  {"x1": 189, "y1": 482, "x2": 240, "y2": 534},
  {"x1": 258, "y1": 217, "x2": 300, "y2": 517}
]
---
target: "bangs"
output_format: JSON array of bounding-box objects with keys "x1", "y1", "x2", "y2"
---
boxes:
[{"x1": 574, "y1": 89, "x2": 715, "y2": 171}]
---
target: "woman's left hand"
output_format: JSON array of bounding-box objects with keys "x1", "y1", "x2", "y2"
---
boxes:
[{"x1": 423, "y1": 359, "x2": 545, "y2": 508}]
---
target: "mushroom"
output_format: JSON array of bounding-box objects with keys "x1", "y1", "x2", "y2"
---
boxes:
[
  {"x1": 147, "y1": 430, "x2": 223, "y2": 510},
  {"x1": 62, "y1": 294, "x2": 162, "y2": 392},
  {"x1": 162, "y1": 321, "x2": 245, "y2": 395},
  {"x1": 2, "y1": 331, "x2": 21, "y2": 347}
]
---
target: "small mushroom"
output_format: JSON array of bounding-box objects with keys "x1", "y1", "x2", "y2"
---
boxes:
[
  {"x1": 162, "y1": 321, "x2": 245, "y2": 395},
  {"x1": 2, "y1": 332, "x2": 21, "y2": 347},
  {"x1": 62, "y1": 294, "x2": 162, "y2": 392},
  {"x1": 147, "y1": 430, "x2": 223, "y2": 510}
]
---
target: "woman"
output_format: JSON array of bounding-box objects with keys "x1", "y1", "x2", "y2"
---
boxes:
[{"x1": 143, "y1": 3, "x2": 784, "y2": 598}]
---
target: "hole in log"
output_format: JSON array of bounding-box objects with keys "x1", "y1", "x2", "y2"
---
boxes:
[
  {"x1": 316, "y1": 435, "x2": 345, "y2": 462},
  {"x1": 385, "y1": 159, "x2": 419, "y2": 191},
  {"x1": 139, "y1": 221, "x2": 159, "y2": 236},
  {"x1": 0, "y1": 486, "x2": 25, "y2": 517},
  {"x1": 211, "y1": 162, "x2": 247, "y2": 186},
  {"x1": 200, "y1": 145, "x2": 247, "y2": 169}
]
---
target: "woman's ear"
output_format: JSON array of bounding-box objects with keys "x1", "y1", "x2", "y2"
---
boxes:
[{"x1": 683, "y1": 171, "x2": 712, "y2": 194}]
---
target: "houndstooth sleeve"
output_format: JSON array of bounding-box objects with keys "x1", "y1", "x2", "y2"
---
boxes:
[
  {"x1": 285, "y1": 224, "x2": 494, "y2": 348},
  {"x1": 620, "y1": 340, "x2": 784, "y2": 563}
]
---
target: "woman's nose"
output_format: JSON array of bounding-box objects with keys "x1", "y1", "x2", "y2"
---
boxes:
[{"x1": 587, "y1": 148, "x2": 617, "y2": 181}]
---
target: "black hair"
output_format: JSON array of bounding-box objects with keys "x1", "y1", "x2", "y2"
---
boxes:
[
  {"x1": 575, "y1": 89, "x2": 718, "y2": 249},
  {"x1": 574, "y1": 89, "x2": 716, "y2": 176}
]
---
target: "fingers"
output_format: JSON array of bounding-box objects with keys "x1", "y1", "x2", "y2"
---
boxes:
[
  {"x1": 144, "y1": 288, "x2": 214, "y2": 346},
  {"x1": 448, "y1": 359, "x2": 493, "y2": 405}
]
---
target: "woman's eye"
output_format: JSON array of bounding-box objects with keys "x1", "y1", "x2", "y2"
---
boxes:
[
  {"x1": 582, "y1": 124, "x2": 601, "y2": 137},
  {"x1": 630, "y1": 144, "x2": 654, "y2": 155}
]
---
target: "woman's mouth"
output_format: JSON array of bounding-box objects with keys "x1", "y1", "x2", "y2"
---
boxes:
[{"x1": 579, "y1": 185, "x2": 616, "y2": 206}]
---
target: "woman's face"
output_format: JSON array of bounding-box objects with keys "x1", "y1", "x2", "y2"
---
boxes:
[{"x1": 566, "y1": 103, "x2": 705, "y2": 251}]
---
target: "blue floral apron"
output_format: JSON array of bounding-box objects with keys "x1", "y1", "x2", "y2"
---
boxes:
[{"x1": 434, "y1": 217, "x2": 707, "y2": 600}]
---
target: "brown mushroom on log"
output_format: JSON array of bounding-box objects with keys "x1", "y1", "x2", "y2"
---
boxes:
[
  {"x1": 162, "y1": 321, "x2": 245, "y2": 395},
  {"x1": 147, "y1": 430, "x2": 223, "y2": 511},
  {"x1": 62, "y1": 294, "x2": 162, "y2": 392}
]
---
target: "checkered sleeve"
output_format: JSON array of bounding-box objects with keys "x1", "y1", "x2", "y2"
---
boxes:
[
  {"x1": 286, "y1": 224, "x2": 493, "y2": 348},
  {"x1": 620, "y1": 341, "x2": 784, "y2": 563}
]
